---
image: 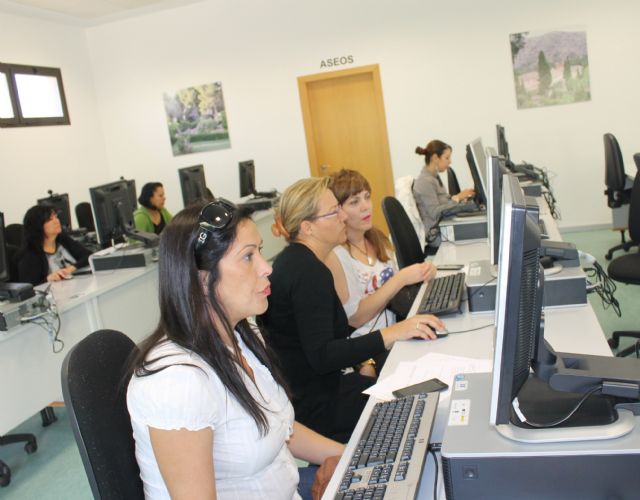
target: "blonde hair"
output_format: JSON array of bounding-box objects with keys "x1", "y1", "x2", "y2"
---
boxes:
[
  {"x1": 272, "y1": 176, "x2": 331, "y2": 242},
  {"x1": 328, "y1": 169, "x2": 392, "y2": 263}
]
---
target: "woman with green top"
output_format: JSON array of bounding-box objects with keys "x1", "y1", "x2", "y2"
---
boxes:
[{"x1": 134, "y1": 182, "x2": 173, "y2": 234}]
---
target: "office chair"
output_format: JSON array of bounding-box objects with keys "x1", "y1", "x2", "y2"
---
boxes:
[
  {"x1": 447, "y1": 167, "x2": 461, "y2": 196},
  {"x1": 0, "y1": 434, "x2": 37, "y2": 487},
  {"x1": 75, "y1": 202, "x2": 95, "y2": 232},
  {"x1": 5, "y1": 244, "x2": 20, "y2": 283},
  {"x1": 61, "y1": 329, "x2": 144, "y2": 500},
  {"x1": 4, "y1": 224, "x2": 23, "y2": 248},
  {"x1": 606, "y1": 153, "x2": 640, "y2": 357},
  {"x1": 604, "y1": 133, "x2": 635, "y2": 260},
  {"x1": 381, "y1": 196, "x2": 425, "y2": 269}
]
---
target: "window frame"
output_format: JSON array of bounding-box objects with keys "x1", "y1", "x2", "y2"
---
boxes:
[{"x1": 0, "y1": 62, "x2": 70, "y2": 127}]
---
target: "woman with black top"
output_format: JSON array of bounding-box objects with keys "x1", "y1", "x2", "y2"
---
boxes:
[
  {"x1": 259, "y1": 177, "x2": 444, "y2": 442},
  {"x1": 17, "y1": 205, "x2": 92, "y2": 285}
]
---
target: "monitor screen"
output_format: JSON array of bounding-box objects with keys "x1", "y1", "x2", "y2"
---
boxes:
[
  {"x1": 178, "y1": 165, "x2": 209, "y2": 207},
  {"x1": 119, "y1": 177, "x2": 137, "y2": 210},
  {"x1": 0, "y1": 212, "x2": 9, "y2": 283},
  {"x1": 37, "y1": 192, "x2": 72, "y2": 231},
  {"x1": 496, "y1": 124, "x2": 510, "y2": 161},
  {"x1": 89, "y1": 180, "x2": 137, "y2": 248},
  {"x1": 239, "y1": 160, "x2": 256, "y2": 198},
  {"x1": 489, "y1": 175, "x2": 543, "y2": 425},
  {"x1": 486, "y1": 156, "x2": 511, "y2": 266},
  {"x1": 465, "y1": 140, "x2": 488, "y2": 206}
]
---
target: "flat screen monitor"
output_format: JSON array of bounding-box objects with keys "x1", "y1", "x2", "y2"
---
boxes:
[
  {"x1": 179, "y1": 165, "x2": 209, "y2": 207},
  {"x1": 37, "y1": 192, "x2": 72, "y2": 231},
  {"x1": 0, "y1": 212, "x2": 8, "y2": 283},
  {"x1": 119, "y1": 177, "x2": 137, "y2": 210},
  {"x1": 486, "y1": 155, "x2": 511, "y2": 266},
  {"x1": 464, "y1": 140, "x2": 487, "y2": 206},
  {"x1": 496, "y1": 124, "x2": 510, "y2": 161},
  {"x1": 239, "y1": 160, "x2": 256, "y2": 198},
  {"x1": 89, "y1": 180, "x2": 137, "y2": 248}
]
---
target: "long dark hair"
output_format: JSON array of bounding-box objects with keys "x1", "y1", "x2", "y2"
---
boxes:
[
  {"x1": 22, "y1": 205, "x2": 56, "y2": 252},
  {"x1": 129, "y1": 203, "x2": 289, "y2": 435}
]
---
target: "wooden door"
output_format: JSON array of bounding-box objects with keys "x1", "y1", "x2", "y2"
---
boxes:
[{"x1": 298, "y1": 64, "x2": 394, "y2": 233}]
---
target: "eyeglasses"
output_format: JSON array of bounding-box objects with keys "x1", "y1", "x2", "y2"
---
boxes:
[
  {"x1": 195, "y1": 198, "x2": 236, "y2": 251},
  {"x1": 308, "y1": 204, "x2": 342, "y2": 221}
]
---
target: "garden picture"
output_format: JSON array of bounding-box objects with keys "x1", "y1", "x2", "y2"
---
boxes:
[
  {"x1": 510, "y1": 29, "x2": 591, "y2": 109},
  {"x1": 163, "y1": 81, "x2": 230, "y2": 156}
]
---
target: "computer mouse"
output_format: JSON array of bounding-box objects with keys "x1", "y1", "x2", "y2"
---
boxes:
[
  {"x1": 435, "y1": 329, "x2": 449, "y2": 338},
  {"x1": 63, "y1": 273, "x2": 74, "y2": 280}
]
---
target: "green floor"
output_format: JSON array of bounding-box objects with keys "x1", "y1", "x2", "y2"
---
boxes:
[{"x1": 1, "y1": 228, "x2": 638, "y2": 499}]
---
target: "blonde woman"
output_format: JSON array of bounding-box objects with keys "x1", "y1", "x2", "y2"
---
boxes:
[{"x1": 259, "y1": 177, "x2": 444, "y2": 442}]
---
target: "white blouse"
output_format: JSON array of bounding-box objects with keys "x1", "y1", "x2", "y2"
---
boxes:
[
  {"x1": 333, "y1": 245, "x2": 397, "y2": 337},
  {"x1": 127, "y1": 332, "x2": 300, "y2": 500}
]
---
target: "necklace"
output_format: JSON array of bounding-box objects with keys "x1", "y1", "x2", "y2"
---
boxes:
[{"x1": 348, "y1": 240, "x2": 374, "y2": 266}]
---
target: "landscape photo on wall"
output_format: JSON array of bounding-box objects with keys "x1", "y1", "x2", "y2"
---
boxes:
[{"x1": 510, "y1": 29, "x2": 591, "y2": 110}]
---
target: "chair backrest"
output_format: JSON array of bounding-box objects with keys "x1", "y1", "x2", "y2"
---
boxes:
[
  {"x1": 61, "y1": 330, "x2": 144, "y2": 500},
  {"x1": 381, "y1": 196, "x2": 424, "y2": 269},
  {"x1": 394, "y1": 176, "x2": 426, "y2": 245},
  {"x1": 4, "y1": 224, "x2": 24, "y2": 248},
  {"x1": 5, "y1": 243, "x2": 20, "y2": 282},
  {"x1": 75, "y1": 202, "x2": 96, "y2": 232},
  {"x1": 447, "y1": 167, "x2": 461, "y2": 196},
  {"x1": 604, "y1": 133, "x2": 629, "y2": 207},
  {"x1": 629, "y1": 153, "x2": 640, "y2": 242}
]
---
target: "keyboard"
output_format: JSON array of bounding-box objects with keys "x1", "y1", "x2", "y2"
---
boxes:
[
  {"x1": 239, "y1": 197, "x2": 276, "y2": 211},
  {"x1": 333, "y1": 392, "x2": 439, "y2": 500},
  {"x1": 417, "y1": 272, "x2": 466, "y2": 315}
]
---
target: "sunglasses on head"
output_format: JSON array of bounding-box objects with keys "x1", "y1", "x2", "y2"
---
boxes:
[{"x1": 195, "y1": 198, "x2": 236, "y2": 251}]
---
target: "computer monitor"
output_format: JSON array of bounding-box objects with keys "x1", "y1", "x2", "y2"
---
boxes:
[
  {"x1": 118, "y1": 177, "x2": 137, "y2": 210},
  {"x1": 37, "y1": 192, "x2": 72, "y2": 231},
  {"x1": 0, "y1": 212, "x2": 9, "y2": 283},
  {"x1": 490, "y1": 176, "x2": 640, "y2": 435},
  {"x1": 496, "y1": 124, "x2": 510, "y2": 161},
  {"x1": 89, "y1": 180, "x2": 137, "y2": 248},
  {"x1": 239, "y1": 160, "x2": 256, "y2": 198},
  {"x1": 464, "y1": 140, "x2": 487, "y2": 206},
  {"x1": 178, "y1": 165, "x2": 209, "y2": 207},
  {"x1": 486, "y1": 155, "x2": 510, "y2": 266}
]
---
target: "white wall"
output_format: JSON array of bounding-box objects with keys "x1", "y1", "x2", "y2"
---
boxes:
[
  {"x1": 0, "y1": 12, "x2": 108, "y2": 226},
  {"x1": 3, "y1": 0, "x2": 640, "y2": 228}
]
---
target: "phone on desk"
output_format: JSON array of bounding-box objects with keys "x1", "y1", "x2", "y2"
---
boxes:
[
  {"x1": 392, "y1": 378, "x2": 449, "y2": 398},
  {"x1": 437, "y1": 264, "x2": 464, "y2": 271}
]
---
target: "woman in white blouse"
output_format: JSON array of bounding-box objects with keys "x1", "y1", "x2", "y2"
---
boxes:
[
  {"x1": 325, "y1": 170, "x2": 437, "y2": 375},
  {"x1": 127, "y1": 200, "x2": 344, "y2": 500}
]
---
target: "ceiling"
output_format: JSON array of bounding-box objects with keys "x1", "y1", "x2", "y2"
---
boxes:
[{"x1": 0, "y1": 0, "x2": 205, "y2": 26}]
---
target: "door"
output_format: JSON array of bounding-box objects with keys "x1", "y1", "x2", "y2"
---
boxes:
[{"x1": 298, "y1": 64, "x2": 394, "y2": 233}]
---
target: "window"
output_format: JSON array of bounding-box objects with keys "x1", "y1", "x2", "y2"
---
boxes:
[{"x1": 0, "y1": 63, "x2": 70, "y2": 127}]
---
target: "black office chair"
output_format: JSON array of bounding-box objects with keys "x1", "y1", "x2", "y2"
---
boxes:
[
  {"x1": 607, "y1": 153, "x2": 640, "y2": 357},
  {"x1": 4, "y1": 224, "x2": 23, "y2": 248},
  {"x1": 5, "y1": 244, "x2": 20, "y2": 283},
  {"x1": 75, "y1": 202, "x2": 95, "y2": 232},
  {"x1": 447, "y1": 167, "x2": 461, "y2": 196},
  {"x1": 604, "y1": 133, "x2": 635, "y2": 260},
  {"x1": 61, "y1": 329, "x2": 144, "y2": 500},
  {"x1": 381, "y1": 196, "x2": 425, "y2": 269}
]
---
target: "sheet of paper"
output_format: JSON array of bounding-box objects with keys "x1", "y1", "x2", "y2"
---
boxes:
[{"x1": 363, "y1": 352, "x2": 492, "y2": 403}]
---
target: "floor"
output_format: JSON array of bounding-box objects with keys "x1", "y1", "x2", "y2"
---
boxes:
[{"x1": 1, "y1": 227, "x2": 638, "y2": 499}]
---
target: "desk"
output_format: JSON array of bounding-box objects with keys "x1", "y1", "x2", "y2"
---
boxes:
[
  {"x1": 323, "y1": 216, "x2": 612, "y2": 499},
  {"x1": 0, "y1": 266, "x2": 159, "y2": 435}
]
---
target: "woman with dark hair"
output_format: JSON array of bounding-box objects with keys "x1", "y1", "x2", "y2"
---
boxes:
[
  {"x1": 325, "y1": 170, "x2": 437, "y2": 356},
  {"x1": 260, "y1": 177, "x2": 444, "y2": 442},
  {"x1": 413, "y1": 140, "x2": 475, "y2": 239},
  {"x1": 133, "y1": 182, "x2": 172, "y2": 234},
  {"x1": 127, "y1": 201, "x2": 344, "y2": 499},
  {"x1": 17, "y1": 205, "x2": 92, "y2": 285}
]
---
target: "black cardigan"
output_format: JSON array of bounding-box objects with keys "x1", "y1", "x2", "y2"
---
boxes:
[
  {"x1": 17, "y1": 233, "x2": 92, "y2": 286},
  {"x1": 258, "y1": 243, "x2": 385, "y2": 432}
]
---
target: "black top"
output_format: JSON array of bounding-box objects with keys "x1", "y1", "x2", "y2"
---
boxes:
[
  {"x1": 17, "y1": 233, "x2": 92, "y2": 286},
  {"x1": 153, "y1": 218, "x2": 166, "y2": 235},
  {"x1": 259, "y1": 243, "x2": 385, "y2": 431}
]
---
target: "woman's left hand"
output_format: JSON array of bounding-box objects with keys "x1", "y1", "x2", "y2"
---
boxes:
[{"x1": 358, "y1": 363, "x2": 376, "y2": 378}]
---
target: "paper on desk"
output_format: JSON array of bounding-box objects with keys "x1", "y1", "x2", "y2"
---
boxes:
[{"x1": 363, "y1": 352, "x2": 492, "y2": 403}]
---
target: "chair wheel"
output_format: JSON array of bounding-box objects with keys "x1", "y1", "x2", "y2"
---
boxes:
[
  {"x1": 24, "y1": 440, "x2": 37, "y2": 454},
  {"x1": 605, "y1": 252, "x2": 612, "y2": 261},
  {"x1": 0, "y1": 462, "x2": 10, "y2": 487}
]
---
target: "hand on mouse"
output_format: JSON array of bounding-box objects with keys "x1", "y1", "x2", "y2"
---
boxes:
[{"x1": 380, "y1": 314, "x2": 445, "y2": 349}]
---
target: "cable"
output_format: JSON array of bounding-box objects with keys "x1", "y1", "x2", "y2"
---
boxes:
[
  {"x1": 428, "y1": 445, "x2": 440, "y2": 499},
  {"x1": 512, "y1": 384, "x2": 602, "y2": 428},
  {"x1": 461, "y1": 276, "x2": 496, "y2": 302},
  {"x1": 446, "y1": 323, "x2": 494, "y2": 335},
  {"x1": 580, "y1": 251, "x2": 621, "y2": 317}
]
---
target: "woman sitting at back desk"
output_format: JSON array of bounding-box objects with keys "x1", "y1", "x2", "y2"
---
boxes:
[
  {"x1": 413, "y1": 140, "x2": 476, "y2": 244},
  {"x1": 134, "y1": 182, "x2": 172, "y2": 235}
]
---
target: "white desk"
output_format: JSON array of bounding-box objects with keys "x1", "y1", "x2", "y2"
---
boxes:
[{"x1": 0, "y1": 265, "x2": 159, "y2": 435}]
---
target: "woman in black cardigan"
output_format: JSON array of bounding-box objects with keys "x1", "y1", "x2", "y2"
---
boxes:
[
  {"x1": 17, "y1": 205, "x2": 92, "y2": 286},
  {"x1": 259, "y1": 177, "x2": 444, "y2": 442}
]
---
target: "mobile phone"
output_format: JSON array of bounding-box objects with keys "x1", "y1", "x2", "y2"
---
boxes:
[
  {"x1": 437, "y1": 264, "x2": 464, "y2": 271},
  {"x1": 392, "y1": 378, "x2": 449, "y2": 398}
]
